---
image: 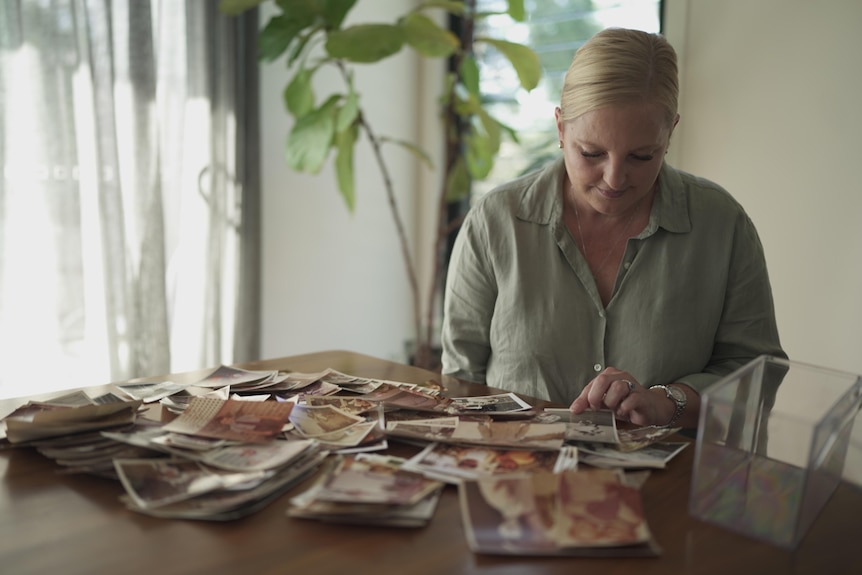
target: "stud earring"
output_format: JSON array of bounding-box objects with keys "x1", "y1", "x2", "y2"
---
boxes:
[{"x1": 558, "y1": 141, "x2": 563, "y2": 149}]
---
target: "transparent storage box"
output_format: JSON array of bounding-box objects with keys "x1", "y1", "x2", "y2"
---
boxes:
[{"x1": 689, "y1": 355, "x2": 862, "y2": 549}]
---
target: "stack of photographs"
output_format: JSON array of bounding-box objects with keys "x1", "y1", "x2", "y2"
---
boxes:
[{"x1": 288, "y1": 454, "x2": 444, "y2": 527}]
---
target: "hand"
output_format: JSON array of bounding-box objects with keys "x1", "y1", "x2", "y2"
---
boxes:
[{"x1": 569, "y1": 367, "x2": 674, "y2": 427}]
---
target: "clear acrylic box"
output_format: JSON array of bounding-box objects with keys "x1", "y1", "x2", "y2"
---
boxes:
[{"x1": 689, "y1": 355, "x2": 862, "y2": 549}]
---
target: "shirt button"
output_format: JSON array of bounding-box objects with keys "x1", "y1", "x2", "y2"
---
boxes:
[
  {"x1": 598, "y1": 311, "x2": 605, "y2": 319},
  {"x1": 593, "y1": 363, "x2": 602, "y2": 372},
  {"x1": 623, "y1": 261, "x2": 631, "y2": 270}
]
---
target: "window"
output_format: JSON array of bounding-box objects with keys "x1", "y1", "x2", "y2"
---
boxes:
[
  {"x1": 0, "y1": 2, "x2": 259, "y2": 398},
  {"x1": 473, "y1": 0, "x2": 663, "y2": 196}
]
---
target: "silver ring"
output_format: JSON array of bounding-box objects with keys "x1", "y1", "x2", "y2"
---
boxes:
[{"x1": 621, "y1": 379, "x2": 636, "y2": 396}]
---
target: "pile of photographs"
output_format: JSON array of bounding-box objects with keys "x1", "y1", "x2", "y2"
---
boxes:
[
  {"x1": 0, "y1": 364, "x2": 692, "y2": 552},
  {"x1": 0, "y1": 366, "x2": 450, "y2": 520},
  {"x1": 288, "y1": 453, "x2": 444, "y2": 527}
]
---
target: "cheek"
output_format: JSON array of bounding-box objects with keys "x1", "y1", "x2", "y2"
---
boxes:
[{"x1": 570, "y1": 156, "x2": 602, "y2": 182}]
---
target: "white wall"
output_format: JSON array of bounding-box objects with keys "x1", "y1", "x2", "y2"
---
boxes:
[
  {"x1": 259, "y1": 1, "x2": 440, "y2": 364},
  {"x1": 664, "y1": 0, "x2": 862, "y2": 376}
]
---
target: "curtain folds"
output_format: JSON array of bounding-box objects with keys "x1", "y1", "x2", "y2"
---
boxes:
[{"x1": 0, "y1": 0, "x2": 260, "y2": 396}]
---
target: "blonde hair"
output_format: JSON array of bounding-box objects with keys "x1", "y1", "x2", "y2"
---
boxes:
[{"x1": 559, "y1": 28, "x2": 679, "y2": 125}]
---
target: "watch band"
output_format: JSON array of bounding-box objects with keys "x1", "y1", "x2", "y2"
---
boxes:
[{"x1": 650, "y1": 384, "x2": 686, "y2": 427}]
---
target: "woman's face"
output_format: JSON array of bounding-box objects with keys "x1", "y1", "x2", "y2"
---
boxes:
[{"x1": 556, "y1": 102, "x2": 678, "y2": 217}]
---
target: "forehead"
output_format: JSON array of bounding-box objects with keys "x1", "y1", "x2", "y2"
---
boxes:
[{"x1": 564, "y1": 103, "x2": 670, "y2": 148}]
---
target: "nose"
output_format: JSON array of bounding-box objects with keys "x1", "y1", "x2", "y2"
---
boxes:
[{"x1": 603, "y1": 157, "x2": 627, "y2": 190}]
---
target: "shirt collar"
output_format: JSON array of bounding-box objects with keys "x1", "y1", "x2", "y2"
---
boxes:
[{"x1": 515, "y1": 156, "x2": 692, "y2": 234}]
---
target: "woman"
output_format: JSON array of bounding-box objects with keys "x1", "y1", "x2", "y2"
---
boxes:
[{"x1": 440, "y1": 28, "x2": 785, "y2": 428}]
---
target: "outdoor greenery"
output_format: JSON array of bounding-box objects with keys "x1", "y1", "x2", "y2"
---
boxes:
[{"x1": 220, "y1": 0, "x2": 542, "y2": 368}]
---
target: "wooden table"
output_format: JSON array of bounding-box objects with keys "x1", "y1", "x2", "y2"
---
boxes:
[{"x1": 1, "y1": 350, "x2": 861, "y2": 575}]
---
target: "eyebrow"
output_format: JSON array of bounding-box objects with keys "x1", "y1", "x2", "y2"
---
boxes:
[{"x1": 575, "y1": 140, "x2": 660, "y2": 154}]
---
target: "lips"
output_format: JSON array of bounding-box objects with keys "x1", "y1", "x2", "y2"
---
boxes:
[{"x1": 596, "y1": 187, "x2": 625, "y2": 200}]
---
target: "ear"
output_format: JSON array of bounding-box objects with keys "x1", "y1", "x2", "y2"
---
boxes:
[
  {"x1": 665, "y1": 114, "x2": 681, "y2": 151},
  {"x1": 555, "y1": 107, "x2": 564, "y2": 146}
]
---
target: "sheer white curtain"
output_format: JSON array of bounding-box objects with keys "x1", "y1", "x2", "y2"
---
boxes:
[{"x1": 0, "y1": 0, "x2": 260, "y2": 398}]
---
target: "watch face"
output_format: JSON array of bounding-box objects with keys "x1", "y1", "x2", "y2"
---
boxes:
[{"x1": 667, "y1": 386, "x2": 686, "y2": 403}]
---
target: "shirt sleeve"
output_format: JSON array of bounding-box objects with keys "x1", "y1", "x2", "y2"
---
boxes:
[
  {"x1": 676, "y1": 210, "x2": 786, "y2": 394},
  {"x1": 440, "y1": 209, "x2": 497, "y2": 384}
]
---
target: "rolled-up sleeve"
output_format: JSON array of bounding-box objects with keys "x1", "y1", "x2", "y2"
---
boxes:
[
  {"x1": 441, "y1": 211, "x2": 497, "y2": 384},
  {"x1": 676, "y1": 209, "x2": 786, "y2": 393}
]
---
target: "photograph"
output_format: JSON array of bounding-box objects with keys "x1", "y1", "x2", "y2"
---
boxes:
[
  {"x1": 450, "y1": 393, "x2": 533, "y2": 414},
  {"x1": 459, "y1": 469, "x2": 655, "y2": 555}
]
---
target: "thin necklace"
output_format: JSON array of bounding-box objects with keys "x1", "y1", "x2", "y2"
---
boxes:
[{"x1": 573, "y1": 195, "x2": 641, "y2": 275}]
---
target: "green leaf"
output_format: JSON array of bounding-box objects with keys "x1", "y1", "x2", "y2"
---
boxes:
[
  {"x1": 445, "y1": 156, "x2": 471, "y2": 201},
  {"x1": 325, "y1": 24, "x2": 406, "y2": 63},
  {"x1": 476, "y1": 37, "x2": 542, "y2": 91},
  {"x1": 476, "y1": 107, "x2": 502, "y2": 155},
  {"x1": 218, "y1": 0, "x2": 265, "y2": 16},
  {"x1": 414, "y1": 1, "x2": 465, "y2": 15},
  {"x1": 336, "y1": 90, "x2": 359, "y2": 132},
  {"x1": 465, "y1": 130, "x2": 494, "y2": 179},
  {"x1": 381, "y1": 137, "x2": 434, "y2": 169},
  {"x1": 259, "y1": 13, "x2": 315, "y2": 62},
  {"x1": 284, "y1": 68, "x2": 315, "y2": 117},
  {"x1": 285, "y1": 96, "x2": 340, "y2": 173},
  {"x1": 459, "y1": 54, "x2": 480, "y2": 98},
  {"x1": 321, "y1": 0, "x2": 357, "y2": 29},
  {"x1": 402, "y1": 13, "x2": 459, "y2": 58},
  {"x1": 334, "y1": 125, "x2": 358, "y2": 212},
  {"x1": 287, "y1": 28, "x2": 318, "y2": 66},
  {"x1": 506, "y1": 0, "x2": 525, "y2": 22}
]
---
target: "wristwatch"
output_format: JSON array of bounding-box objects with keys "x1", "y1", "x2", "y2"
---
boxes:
[{"x1": 650, "y1": 385, "x2": 687, "y2": 427}]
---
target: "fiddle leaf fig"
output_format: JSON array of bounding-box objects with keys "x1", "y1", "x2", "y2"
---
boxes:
[
  {"x1": 476, "y1": 37, "x2": 541, "y2": 91},
  {"x1": 402, "y1": 13, "x2": 459, "y2": 58},
  {"x1": 336, "y1": 90, "x2": 359, "y2": 132},
  {"x1": 326, "y1": 24, "x2": 406, "y2": 63},
  {"x1": 318, "y1": 0, "x2": 357, "y2": 29},
  {"x1": 465, "y1": 129, "x2": 493, "y2": 179},
  {"x1": 284, "y1": 68, "x2": 315, "y2": 117},
  {"x1": 259, "y1": 12, "x2": 316, "y2": 62},
  {"x1": 334, "y1": 123, "x2": 358, "y2": 211},
  {"x1": 476, "y1": 107, "x2": 502, "y2": 156},
  {"x1": 220, "y1": 0, "x2": 544, "y2": 370},
  {"x1": 506, "y1": 0, "x2": 525, "y2": 22},
  {"x1": 285, "y1": 95, "x2": 340, "y2": 173}
]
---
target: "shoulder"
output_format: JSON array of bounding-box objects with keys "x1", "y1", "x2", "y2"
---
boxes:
[
  {"x1": 660, "y1": 164, "x2": 756, "y2": 232},
  {"x1": 666, "y1": 165, "x2": 747, "y2": 216},
  {"x1": 468, "y1": 157, "x2": 563, "y2": 225}
]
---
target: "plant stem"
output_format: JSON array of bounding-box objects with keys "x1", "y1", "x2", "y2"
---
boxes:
[{"x1": 335, "y1": 62, "x2": 424, "y2": 363}]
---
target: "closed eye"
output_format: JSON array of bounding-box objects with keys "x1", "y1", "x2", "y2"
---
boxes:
[{"x1": 580, "y1": 151, "x2": 654, "y2": 161}]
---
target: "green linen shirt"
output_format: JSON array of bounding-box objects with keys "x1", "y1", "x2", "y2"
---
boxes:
[{"x1": 441, "y1": 156, "x2": 785, "y2": 405}]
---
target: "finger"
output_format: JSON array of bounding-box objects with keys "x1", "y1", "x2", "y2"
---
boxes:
[
  {"x1": 604, "y1": 379, "x2": 636, "y2": 409},
  {"x1": 586, "y1": 382, "x2": 609, "y2": 409},
  {"x1": 569, "y1": 396, "x2": 588, "y2": 413},
  {"x1": 569, "y1": 381, "x2": 595, "y2": 413}
]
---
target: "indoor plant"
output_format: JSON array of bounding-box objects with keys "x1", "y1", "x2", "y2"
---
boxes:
[{"x1": 221, "y1": 0, "x2": 541, "y2": 369}]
